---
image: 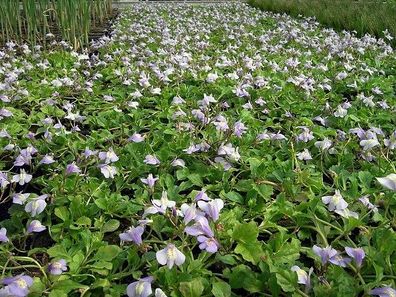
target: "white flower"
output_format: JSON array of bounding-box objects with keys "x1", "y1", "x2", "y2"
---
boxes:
[
  {"x1": 360, "y1": 139, "x2": 379, "y2": 151},
  {"x1": 297, "y1": 149, "x2": 312, "y2": 161},
  {"x1": 322, "y1": 190, "x2": 348, "y2": 211},
  {"x1": 377, "y1": 173, "x2": 396, "y2": 191},
  {"x1": 99, "y1": 164, "x2": 117, "y2": 179},
  {"x1": 156, "y1": 243, "x2": 185, "y2": 269}
]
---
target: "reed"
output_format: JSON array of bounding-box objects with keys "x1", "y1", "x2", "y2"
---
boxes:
[{"x1": 0, "y1": 0, "x2": 113, "y2": 49}]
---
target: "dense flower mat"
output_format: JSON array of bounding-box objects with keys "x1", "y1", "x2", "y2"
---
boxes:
[{"x1": 0, "y1": 2, "x2": 395, "y2": 297}]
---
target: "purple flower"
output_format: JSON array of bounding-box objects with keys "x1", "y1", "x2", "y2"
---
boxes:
[
  {"x1": 48, "y1": 259, "x2": 67, "y2": 275},
  {"x1": 197, "y1": 199, "x2": 224, "y2": 222},
  {"x1": 12, "y1": 193, "x2": 30, "y2": 205},
  {"x1": 39, "y1": 154, "x2": 55, "y2": 165},
  {"x1": 291, "y1": 266, "x2": 313, "y2": 289},
  {"x1": 180, "y1": 203, "x2": 202, "y2": 224},
  {"x1": 65, "y1": 162, "x2": 81, "y2": 175},
  {"x1": 24, "y1": 195, "x2": 47, "y2": 217},
  {"x1": 345, "y1": 247, "x2": 365, "y2": 268},
  {"x1": 1, "y1": 274, "x2": 33, "y2": 297},
  {"x1": 328, "y1": 253, "x2": 351, "y2": 267},
  {"x1": 297, "y1": 127, "x2": 314, "y2": 142},
  {"x1": 83, "y1": 148, "x2": 98, "y2": 158},
  {"x1": 11, "y1": 169, "x2": 32, "y2": 186},
  {"x1": 144, "y1": 155, "x2": 160, "y2": 166},
  {"x1": 312, "y1": 245, "x2": 337, "y2": 265},
  {"x1": 234, "y1": 121, "x2": 247, "y2": 138},
  {"x1": 0, "y1": 171, "x2": 9, "y2": 189},
  {"x1": 195, "y1": 189, "x2": 210, "y2": 201},
  {"x1": 14, "y1": 152, "x2": 32, "y2": 167},
  {"x1": 119, "y1": 226, "x2": 144, "y2": 245},
  {"x1": 359, "y1": 195, "x2": 378, "y2": 212},
  {"x1": 99, "y1": 148, "x2": 119, "y2": 163},
  {"x1": 140, "y1": 174, "x2": 159, "y2": 189},
  {"x1": 27, "y1": 220, "x2": 46, "y2": 233},
  {"x1": 370, "y1": 287, "x2": 396, "y2": 297},
  {"x1": 197, "y1": 236, "x2": 219, "y2": 253},
  {"x1": 143, "y1": 191, "x2": 176, "y2": 216},
  {"x1": 185, "y1": 216, "x2": 214, "y2": 237},
  {"x1": 0, "y1": 228, "x2": 9, "y2": 243},
  {"x1": 128, "y1": 133, "x2": 145, "y2": 143},
  {"x1": 156, "y1": 244, "x2": 186, "y2": 269},
  {"x1": 127, "y1": 277, "x2": 153, "y2": 297}
]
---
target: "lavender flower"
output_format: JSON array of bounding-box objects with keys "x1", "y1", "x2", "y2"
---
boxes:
[
  {"x1": 197, "y1": 235, "x2": 219, "y2": 253},
  {"x1": 24, "y1": 195, "x2": 47, "y2": 217},
  {"x1": 185, "y1": 216, "x2": 214, "y2": 237},
  {"x1": 48, "y1": 259, "x2": 67, "y2": 275},
  {"x1": 119, "y1": 226, "x2": 145, "y2": 245},
  {"x1": 321, "y1": 190, "x2": 348, "y2": 211},
  {"x1": 312, "y1": 245, "x2": 337, "y2": 265},
  {"x1": 0, "y1": 228, "x2": 9, "y2": 243},
  {"x1": 39, "y1": 154, "x2": 55, "y2": 165},
  {"x1": 1, "y1": 274, "x2": 33, "y2": 297},
  {"x1": 297, "y1": 149, "x2": 312, "y2": 161},
  {"x1": 98, "y1": 164, "x2": 117, "y2": 179},
  {"x1": 128, "y1": 133, "x2": 145, "y2": 143},
  {"x1": 360, "y1": 139, "x2": 380, "y2": 151},
  {"x1": 99, "y1": 148, "x2": 119, "y2": 163},
  {"x1": 328, "y1": 253, "x2": 351, "y2": 267},
  {"x1": 376, "y1": 174, "x2": 396, "y2": 191},
  {"x1": 144, "y1": 155, "x2": 160, "y2": 166},
  {"x1": 291, "y1": 266, "x2": 313, "y2": 289},
  {"x1": 127, "y1": 277, "x2": 153, "y2": 297},
  {"x1": 171, "y1": 159, "x2": 185, "y2": 168},
  {"x1": 297, "y1": 127, "x2": 314, "y2": 142},
  {"x1": 370, "y1": 287, "x2": 396, "y2": 297},
  {"x1": 180, "y1": 203, "x2": 202, "y2": 224},
  {"x1": 11, "y1": 169, "x2": 32, "y2": 186},
  {"x1": 345, "y1": 247, "x2": 365, "y2": 268},
  {"x1": 156, "y1": 244, "x2": 185, "y2": 268},
  {"x1": 27, "y1": 220, "x2": 46, "y2": 233},
  {"x1": 234, "y1": 121, "x2": 247, "y2": 138},
  {"x1": 359, "y1": 195, "x2": 378, "y2": 212},
  {"x1": 140, "y1": 174, "x2": 159, "y2": 189},
  {"x1": 143, "y1": 191, "x2": 176, "y2": 216},
  {"x1": 12, "y1": 193, "x2": 30, "y2": 205},
  {"x1": 195, "y1": 189, "x2": 210, "y2": 201},
  {"x1": 65, "y1": 162, "x2": 81, "y2": 175},
  {"x1": 0, "y1": 172, "x2": 9, "y2": 189},
  {"x1": 197, "y1": 199, "x2": 224, "y2": 222}
]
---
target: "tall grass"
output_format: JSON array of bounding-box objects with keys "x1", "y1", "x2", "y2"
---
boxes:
[
  {"x1": 248, "y1": 0, "x2": 396, "y2": 47},
  {"x1": 0, "y1": 0, "x2": 113, "y2": 49}
]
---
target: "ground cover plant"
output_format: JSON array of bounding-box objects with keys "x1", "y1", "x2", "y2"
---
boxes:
[
  {"x1": 248, "y1": 0, "x2": 396, "y2": 48},
  {"x1": 0, "y1": 2, "x2": 395, "y2": 296}
]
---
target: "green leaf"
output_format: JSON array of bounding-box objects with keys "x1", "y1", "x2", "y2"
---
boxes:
[
  {"x1": 232, "y1": 221, "x2": 258, "y2": 243},
  {"x1": 235, "y1": 241, "x2": 263, "y2": 264},
  {"x1": 179, "y1": 278, "x2": 205, "y2": 297},
  {"x1": 222, "y1": 191, "x2": 244, "y2": 204},
  {"x1": 187, "y1": 173, "x2": 204, "y2": 186},
  {"x1": 212, "y1": 281, "x2": 231, "y2": 297},
  {"x1": 102, "y1": 219, "x2": 120, "y2": 233},
  {"x1": 94, "y1": 245, "x2": 121, "y2": 261},
  {"x1": 76, "y1": 216, "x2": 92, "y2": 226},
  {"x1": 54, "y1": 207, "x2": 69, "y2": 222},
  {"x1": 51, "y1": 280, "x2": 88, "y2": 294}
]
